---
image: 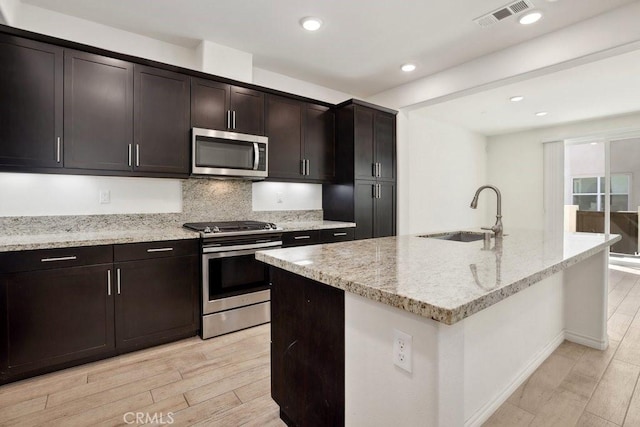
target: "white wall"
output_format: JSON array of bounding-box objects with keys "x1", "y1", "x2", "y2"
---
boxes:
[
  {"x1": 487, "y1": 112, "x2": 640, "y2": 231},
  {"x1": 0, "y1": 173, "x2": 181, "y2": 217},
  {"x1": 0, "y1": 0, "x2": 18, "y2": 25},
  {"x1": 253, "y1": 68, "x2": 352, "y2": 105},
  {"x1": 400, "y1": 110, "x2": 487, "y2": 235},
  {"x1": 196, "y1": 40, "x2": 253, "y2": 84},
  {"x1": 252, "y1": 182, "x2": 321, "y2": 211}
]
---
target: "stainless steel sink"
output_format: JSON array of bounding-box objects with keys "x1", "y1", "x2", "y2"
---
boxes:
[{"x1": 418, "y1": 231, "x2": 489, "y2": 242}]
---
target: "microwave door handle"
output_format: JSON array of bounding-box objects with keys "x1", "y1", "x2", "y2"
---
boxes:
[{"x1": 253, "y1": 143, "x2": 260, "y2": 170}]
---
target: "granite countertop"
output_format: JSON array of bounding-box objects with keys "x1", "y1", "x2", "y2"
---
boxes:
[
  {"x1": 256, "y1": 230, "x2": 621, "y2": 325},
  {"x1": 279, "y1": 220, "x2": 356, "y2": 232},
  {"x1": 0, "y1": 219, "x2": 355, "y2": 252}
]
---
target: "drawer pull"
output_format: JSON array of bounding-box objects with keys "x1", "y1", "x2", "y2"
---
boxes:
[
  {"x1": 146, "y1": 247, "x2": 174, "y2": 253},
  {"x1": 116, "y1": 268, "x2": 121, "y2": 295},
  {"x1": 333, "y1": 232, "x2": 347, "y2": 237},
  {"x1": 294, "y1": 236, "x2": 311, "y2": 240},
  {"x1": 41, "y1": 256, "x2": 77, "y2": 262},
  {"x1": 107, "y1": 270, "x2": 112, "y2": 296}
]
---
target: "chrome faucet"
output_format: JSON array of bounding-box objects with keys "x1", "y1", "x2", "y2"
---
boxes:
[{"x1": 470, "y1": 185, "x2": 503, "y2": 238}]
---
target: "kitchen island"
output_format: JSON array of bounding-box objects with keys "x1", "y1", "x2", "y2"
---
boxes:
[{"x1": 256, "y1": 230, "x2": 620, "y2": 427}]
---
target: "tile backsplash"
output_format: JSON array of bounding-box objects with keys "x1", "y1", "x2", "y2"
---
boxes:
[{"x1": 0, "y1": 179, "x2": 322, "y2": 235}]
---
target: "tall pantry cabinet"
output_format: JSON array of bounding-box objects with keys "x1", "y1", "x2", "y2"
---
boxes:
[{"x1": 323, "y1": 100, "x2": 397, "y2": 240}]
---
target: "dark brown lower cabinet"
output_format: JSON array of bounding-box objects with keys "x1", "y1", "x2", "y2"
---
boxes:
[
  {"x1": 270, "y1": 267, "x2": 344, "y2": 427},
  {"x1": 576, "y1": 210, "x2": 638, "y2": 255},
  {"x1": 0, "y1": 240, "x2": 199, "y2": 384},
  {"x1": 0, "y1": 263, "x2": 114, "y2": 381},
  {"x1": 354, "y1": 180, "x2": 396, "y2": 240},
  {"x1": 115, "y1": 255, "x2": 199, "y2": 351}
]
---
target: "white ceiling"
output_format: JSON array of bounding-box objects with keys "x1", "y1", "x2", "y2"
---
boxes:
[
  {"x1": 418, "y1": 47, "x2": 640, "y2": 136},
  {"x1": 19, "y1": 0, "x2": 635, "y2": 97}
]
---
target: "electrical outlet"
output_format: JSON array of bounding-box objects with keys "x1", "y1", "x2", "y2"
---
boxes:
[
  {"x1": 99, "y1": 190, "x2": 111, "y2": 204},
  {"x1": 393, "y1": 329, "x2": 412, "y2": 373}
]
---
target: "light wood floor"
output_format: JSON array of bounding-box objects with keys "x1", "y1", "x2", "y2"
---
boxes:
[
  {"x1": 3, "y1": 266, "x2": 640, "y2": 426},
  {"x1": 0, "y1": 323, "x2": 285, "y2": 426},
  {"x1": 485, "y1": 264, "x2": 640, "y2": 427}
]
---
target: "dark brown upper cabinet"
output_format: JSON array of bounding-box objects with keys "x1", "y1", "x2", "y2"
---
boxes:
[
  {"x1": 354, "y1": 106, "x2": 396, "y2": 181},
  {"x1": 133, "y1": 65, "x2": 190, "y2": 175},
  {"x1": 63, "y1": 50, "x2": 133, "y2": 172},
  {"x1": 0, "y1": 35, "x2": 63, "y2": 169},
  {"x1": 265, "y1": 95, "x2": 334, "y2": 182},
  {"x1": 191, "y1": 77, "x2": 265, "y2": 135}
]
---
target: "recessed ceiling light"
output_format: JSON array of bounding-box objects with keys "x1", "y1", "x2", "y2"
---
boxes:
[
  {"x1": 300, "y1": 17, "x2": 323, "y2": 31},
  {"x1": 510, "y1": 95, "x2": 524, "y2": 102},
  {"x1": 519, "y1": 11, "x2": 543, "y2": 25},
  {"x1": 535, "y1": 111, "x2": 548, "y2": 117},
  {"x1": 401, "y1": 63, "x2": 416, "y2": 72}
]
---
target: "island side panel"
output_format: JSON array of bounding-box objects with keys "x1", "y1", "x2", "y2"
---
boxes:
[
  {"x1": 344, "y1": 292, "x2": 464, "y2": 427},
  {"x1": 463, "y1": 271, "x2": 565, "y2": 426},
  {"x1": 270, "y1": 267, "x2": 345, "y2": 427},
  {"x1": 563, "y1": 249, "x2": 609, "y2": 350}
]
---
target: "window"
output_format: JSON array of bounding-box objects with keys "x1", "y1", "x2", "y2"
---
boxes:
[{"x1": 572, "y1": 174, "x2": 630, "y2": 211}]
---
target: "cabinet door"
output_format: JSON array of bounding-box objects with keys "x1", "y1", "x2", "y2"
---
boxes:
[
  {"x1": 134, "y1": 65, "x2": 190, "y2": 175},
  {"x1": 0, "y1": 35, "x2": 63, "y2": 169},
  {"x1": 265, "y1": 95, "x2": 304, "y2": 180},
  {"x1": 114, "y1": 255, "x2": 198, "y2": 351},
  {"x1": 1, "y1": 265, "x2": 114, "y2": 376},
  {"x1": 230, "y1": 86, "x2": 264, "y2": 135},
  {"x1": 375, "y1": 182, "x2": 396, "y2": 238},
  {"x1": 305, "y1": 104, "x2": 335, "y2": 181},
  {"x1": 353, "y1": 107, "x2": 375, "y2": 180},
  {"x1": 191, "y1": 78, "x2": 230, "y2": 131},
  {"x1": 64, "y1": 50, "x2": 133, "y2": 171},
  {"x1": 375, "y1": 112, "x2": 396, "y2": 181},
  {"x1": 354, "y1": 181, "x2": 376, "y2": 240}
]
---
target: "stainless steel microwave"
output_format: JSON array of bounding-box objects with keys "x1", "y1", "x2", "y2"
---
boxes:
[{"x1": 191, "y1": 128, "x2": 268, "y2": 179}]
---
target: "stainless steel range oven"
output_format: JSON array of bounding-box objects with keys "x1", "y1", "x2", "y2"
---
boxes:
[{"x1": 183, "y1": 221, "x2": 282, "y2": 339}]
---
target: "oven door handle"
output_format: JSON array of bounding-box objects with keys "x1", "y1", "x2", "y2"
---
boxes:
[{"x1": 202, "y1": 240, "x2": 282, "y2": 255}]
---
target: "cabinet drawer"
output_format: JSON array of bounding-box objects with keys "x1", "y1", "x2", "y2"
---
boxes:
[
  {"x1": 282, "y1": 230, "x2": 320, "y2": 248},
  {"x1": 114, "y1": 239, "x2": 198, "y2": 262},
  {"x1": 0, "y1": 245, "x2": 113, "y2": 273},
  {"x1": 321, "y1": 228, "x2": 355, "y2": 243}
]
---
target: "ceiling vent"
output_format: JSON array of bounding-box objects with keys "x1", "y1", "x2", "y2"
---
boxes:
[{"x1": 473, "y1": 0, "x2": 535, "y2": 28}]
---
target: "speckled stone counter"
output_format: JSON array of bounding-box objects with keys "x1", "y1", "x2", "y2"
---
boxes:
[
  {"x1": 0, "y1": 228, "x2": 201, "y2": 252},
  {"x1": 0, "y1": 219, "x2": 354, "y2": 252},
  {"x1": 256, "y1": 230, "x2": 620, "y2": 325},
  {"x1": 279, "y1": 220, "x2": 355, "y2": 232}
]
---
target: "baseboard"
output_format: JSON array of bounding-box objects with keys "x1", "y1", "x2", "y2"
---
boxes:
[
  {"x1": 464, "y1": 330, "x2": 565, "y2": 427},
  {"x1": 565, "y1": 330, "x2": 608, "y2": 350}
]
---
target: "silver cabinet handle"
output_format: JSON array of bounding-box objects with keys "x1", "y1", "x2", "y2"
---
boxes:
[
  {"x1": 301, "y1": 159, "x2": 306, "y2": 176},
  {"x1": 147, "y1": 247, "x2": 174, "y2": 253},
  {"x1": 372, "y1": 163, "x2": 377, "y2": 177},
  {"x1": 116, "y1": 268, "x2": 121, "y2": 295},
  {"x1": 41, "y1": 256, "x2": 77, "y2": 262},
  {"x1": 372, "y1": 184, "x2": 376, "y2": 198},
  {"x1": 232, "y1": 111, "x2": 236, "y2": 129},
  {"x1": 294, "y1": 235, "x2": 311, "y2": 240},
  {"x1": 377, "y1": 163, "x2": 382, "y2": 177},
  {"x1": 333, "y1": 232, "x2": 347, "y2": 237},
  {"x1": 377, "y1": 184, "x2": 381, "y2": 199},
  {"x1": 227, "y1": 110, "x2": 231, "y2": 129},
  {"x1": 135, "y1": 144, "x2": 140, "y2": 167},
  {"x1": 107, "y1": 269, "x2": 112, "y2": 296},
  {"x1": 128, "y1": 144, "x2": 132, "y2": 167},
  {"x1": 305, "y1": 159, "x2": 310, "y2": 176},
  {"x1": 56, "y1": 137, "x2": 61, "y2": 163}
]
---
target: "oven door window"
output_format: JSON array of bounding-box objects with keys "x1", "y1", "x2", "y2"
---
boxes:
[
  {"x1": 207, "y1": 253, "x2": 269, "y2": 299},
  {"x1": 195, "y1": 136, "x2": 255, "y2": 170}
]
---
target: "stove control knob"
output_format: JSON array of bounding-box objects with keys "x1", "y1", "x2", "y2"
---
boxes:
[
  {"x1": 203, "y1": 226, "x2": 211, "y2": 233},
  {"x1": 269, "y1": 223, "x2": 277, "y2": 229},
  {"x1": 212, "y1": 226, "x2": 220, "y2": 233}
]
